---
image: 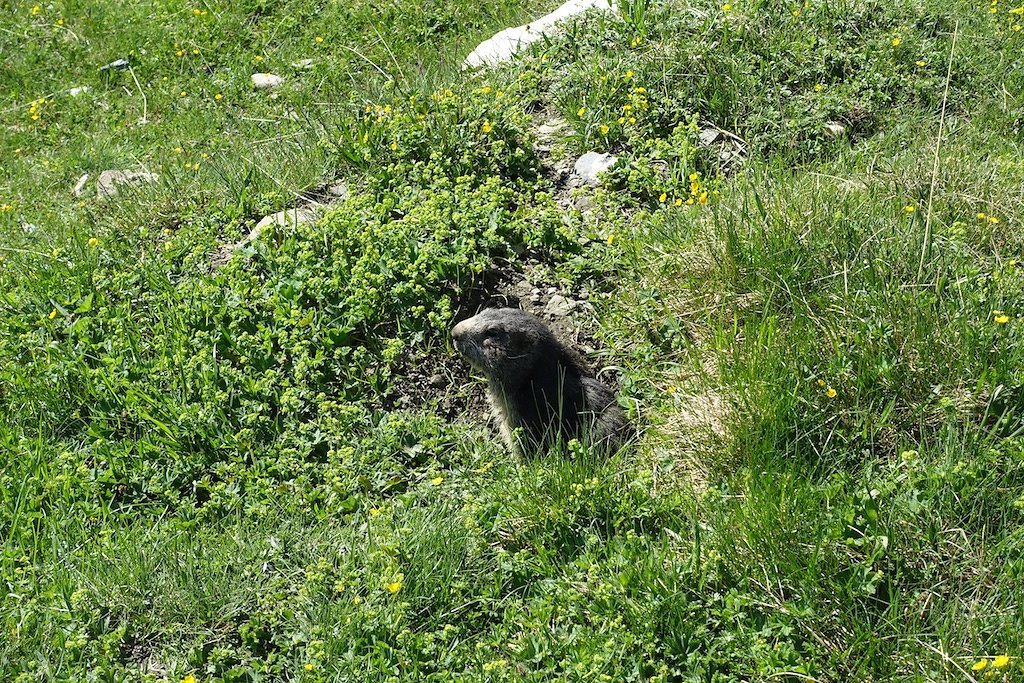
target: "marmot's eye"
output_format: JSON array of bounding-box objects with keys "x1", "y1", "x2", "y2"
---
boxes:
[{"x1": 482, "y1": 328, "x2": 500, "y2": 340}]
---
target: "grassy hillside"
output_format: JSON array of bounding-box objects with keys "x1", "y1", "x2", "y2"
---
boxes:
[{"x1": 2, "y1": 0, "x2": 1023, "y2": 681}]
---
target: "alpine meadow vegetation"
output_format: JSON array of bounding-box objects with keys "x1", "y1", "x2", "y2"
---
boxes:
[{"x1": 2, "y1": 0, "x2": 1023, "y2": 681}]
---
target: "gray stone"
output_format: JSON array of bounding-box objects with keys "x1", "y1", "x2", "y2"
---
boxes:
[
  {"x1": 96, "y1": 169, "x2": 159, "y2": 199},
  {"x1": 698, "y1": 128, "x2": 721, "y2": 146},
  {"x1": 544, "y1": 294, "x2": 577, "y2": 317},
  {"x1": 251, "y1": 73, "x2": 284, "y2": 89},
  {"x1": 573, "y1": 151, "x2": 617, "y2": 186}
]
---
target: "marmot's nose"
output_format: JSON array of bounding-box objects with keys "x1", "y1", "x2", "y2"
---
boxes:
[{"x1": 451, "y1": 319, "x2": 469, "y2": 341}]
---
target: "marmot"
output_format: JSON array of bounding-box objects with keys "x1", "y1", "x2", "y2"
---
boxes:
[{"x1": 451, "y1": 308, "x2": 630, "y2": 455}]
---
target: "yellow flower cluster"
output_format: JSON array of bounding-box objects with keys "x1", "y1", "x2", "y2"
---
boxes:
[
  {"x1": 430, "y1": 88, "x2": 455, "y2": 103},
  {"x1": 978, "y1": 212, "x2": 1000, "y2": 224},
  {"x1": 972, "y1": 655, "x2": 1011, "y2": 671},
  {"x1": 816, "y1": 378, "x2": 838, "y2": 399},
  {"x1": 28, "y1": 97, "x2": 46, "y2": 122}
]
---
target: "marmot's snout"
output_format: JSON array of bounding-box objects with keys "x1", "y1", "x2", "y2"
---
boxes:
[{"x1": 451, "y1": 316, "x2": 490, "y2": 372}]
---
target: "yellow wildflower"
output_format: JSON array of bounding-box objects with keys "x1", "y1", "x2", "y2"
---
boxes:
[
  {"x1": 254, "y1": 55, "x2": 263, "y2": 62},
  {"x1": 481, "y1": 121, "x2": 492, "y2": 134},
  {"x1": 304, "y1": 663, "x2": 314, "y2": 671},
  {"x1": 814, "y1": 83, "x2": 823, "y2": 92},
  {"x1": 972, "y1": 659, "x2": 989, "y2": 672},
  {"x1": 31, "y1": 5, "x2": 42, "y2": 15},
  {"x1": 430, "y1": 476, "x2": 443, "y2": 486},
  {"x1": 87, "y1": 237, "x2": 99, "y2": 248},
  {"x1": 214, "y1": 93, "x2": 223, "y2": 100},
  {"x1": 192, "y1": 49, "x2": 199, "y2": 55},
  {"x1": 481, "y1": 85, "x2": 492, "y2": 94},
  {"x1": 49, "y1": 308, "x2": 57, "y2": 319},
  {"x1": 1013, "y1": 24, "x2": 1022, "y2": 31},
  {"x1": 384, "y1": 576, "x2": 403, "y2": 593},
  {"x1": 472, "y1": 461, "x2": 494, "y2": 473},
  {"x1": 988, "y1": 215, "x2": 1000, "y2": 224},
  {"x1": 891, "y1": 36, "x2": 901, "y2": 46},
  {"x1": 689, "y1": 172, "x2": 699, "y2": 181},
  {"x1": 698, "y1": 192, "x2": 709, "y2": 205},
  {"x1": 577, "y1": 106, "x2": 586, "y2": 117},
  {"x1": 659, "y1": 192, "x2": 667, "y2": 203},
  {"x1": 177, "y1": 50, "x2": 185, "y2": 57},
  {"x1": 181, "y1": 676, "x2": 197, "y2": 683},
  {"x1": 826, "y1": 387, "x2": 837, "y2": 399},
  {"x1": 57, "y1": 17, "x2": 64, "y2": 25},
  {"x1": 994, "y1": 312, "x2": 1010, "y2": 324},
  {"x1": 600, "y1": 124, "x2": 609, "y2": 135},
  {"x1": 904, "y1": 205, "x2": 915, "y2": 213},
  {"x1": 978, "y1": 212, "x2": 987, "y2": 220},
  {"x1": 625, "y1": 70, "x2": 634, "y2": 78},
  {"x1": 674, "y1": 198, "x2": 683, "y2": 207},
  {"x1": 180, "y1": 91, "x2": 187, "y2": 97},
  {"x1": 915, "y1": 60, "x2": 926, "y2": 67},
  {"x1": 315, "y1": 36, "x2": 324, "y2": 43},
  {"x1": 817, "y1": 379, "x2": 826, "y2": 387},
  {"x1": 993, "y1": 656, "x2": 1010, "y2": 668},
  {"x1": 192, "y1": 8, "x2": 202, "y2": 15},
  {"x1": 606, "y1": 234, "x2": 616, "y2": 245},
  {"x1": 722, "y1": 3, "x2": 732, "y2": 10},
  {"x1": 0, "y1": 204, "x2": 12, "y2": 212}
]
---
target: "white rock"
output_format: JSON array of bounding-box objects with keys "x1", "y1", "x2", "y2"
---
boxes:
[
  {"x1": 326, "y1": 181, "x2": 349, "y2": 198},
  {"x1": 573, "y1": 151, "x2": 618, "y2": 186},
  {"x1": 823, "y1": 122, "x2": 847, "y2": 140},
  {"x1": 698, "y1": 128, "x2": 721, "y2": 146},
  {"x1": 99, "y1": 59, "x2": 129, "y2": 71},
  {"x1": 251, "y1": 73, "x2": 284, "y2": 89},
  {"x1": 96, "y1": 169, "x2": 159, "y2": 199},
  {"x1": 463, "y1": 0, "x2": 616, "y2": 69},
  {"x1": 248, "y1": 206, "x2": 319, "y2": 241},
  {"x1": 68, "y1": 86, "x2": 90, "y2": 97},
  {"x1": 73, "y1": 174, "x2": 90, "y2": 197}
]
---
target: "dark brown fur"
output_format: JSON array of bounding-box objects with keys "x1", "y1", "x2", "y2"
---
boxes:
[{"x1": 451, "y1": 308, "x2": 629, "y2": 455}]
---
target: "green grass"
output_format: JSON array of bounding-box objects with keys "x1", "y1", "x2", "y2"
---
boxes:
[{"x1": 3, "y1": 0, "x2": 1024, "y2": 681}]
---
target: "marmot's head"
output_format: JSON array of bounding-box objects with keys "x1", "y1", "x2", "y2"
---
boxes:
[{"x1": 451, "y1": 308, "x2": 550, "y2": 383}]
